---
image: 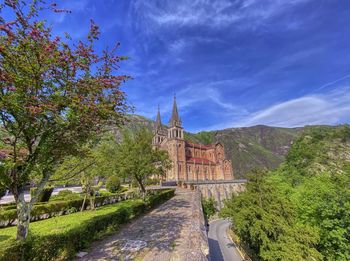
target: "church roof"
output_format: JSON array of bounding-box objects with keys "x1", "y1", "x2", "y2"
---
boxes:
[
  {"x1": 186, "y1": 157, "x2": 215, "y2": 165},
  {"x1": 169, "y1": 96, "x2": 182, "y2": 127}
]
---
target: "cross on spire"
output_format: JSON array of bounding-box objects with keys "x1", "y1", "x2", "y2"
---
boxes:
[{"x1": 169, "y1": 95, "x2": 182, "y2": 127}]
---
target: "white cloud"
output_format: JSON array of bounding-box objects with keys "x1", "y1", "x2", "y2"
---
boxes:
[
  {"x1": 134, "y1": 79, "x2": 249, "y2": 122},
  {"x1": 132, "y1": 0, "x2": 313, "y2": 31},
  {"x1": 208, "y1": 86, "x2": 350, "y2": 130}
]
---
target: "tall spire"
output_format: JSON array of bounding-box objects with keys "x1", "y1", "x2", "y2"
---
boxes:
[
  {"x1": 169, "y1": 95, "x2": 182, "y2": 127},
  {"x1": 155, "y1": 105, "x2": 162, "y2": 131}
]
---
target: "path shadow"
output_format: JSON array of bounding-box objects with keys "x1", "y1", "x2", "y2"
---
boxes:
[
  {"x1": 208, "y1": 238, "x2": 224, "y2": 261},
  {"x1": 77, "y1": 193, "x2": 194, "y2": 260}
]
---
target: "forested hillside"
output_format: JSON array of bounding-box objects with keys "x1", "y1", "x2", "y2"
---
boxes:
[{"x1": 221, "y1": 125, "x2": 350, "y2": 260}]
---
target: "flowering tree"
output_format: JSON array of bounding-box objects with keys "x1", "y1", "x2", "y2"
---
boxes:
[{"x1": 0, "y1": 0, "x2": 129, "y2": 240}]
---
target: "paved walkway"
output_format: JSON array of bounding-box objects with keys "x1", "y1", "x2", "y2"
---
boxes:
[{"x1": 77, "y1": 188, "x2": 195, "y2": 261}]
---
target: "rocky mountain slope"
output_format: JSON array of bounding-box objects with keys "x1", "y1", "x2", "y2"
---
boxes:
[
  {"x1": 123, "y1": 115, "x2": 303, "y2": 179},
  {"x1": 284, "y1": 125, "x2": 350, "y2": 176},
  {"x1": 187, "y1": 126, "x2": 302, "y2": 179}
]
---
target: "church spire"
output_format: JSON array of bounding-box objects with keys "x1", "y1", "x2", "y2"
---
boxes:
[
  {"x1": 155, "y1": 105, "x2": 162, "y2": 130},
  {"x1": 169, "y1": 95, "x2": 182, "y2": 127}
]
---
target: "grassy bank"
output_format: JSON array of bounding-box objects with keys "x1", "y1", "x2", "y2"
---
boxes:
[{"x1": 0, "y1": 189, "x2": 175, "y2": 261}]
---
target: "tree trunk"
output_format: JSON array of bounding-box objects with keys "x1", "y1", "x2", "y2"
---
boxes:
[
  {"x1": 89, "y1": 194, "x2": 95, "y2": 210},
  {"x1": 15, "y1": 191, "x2": 30, "y2": 240},
  {"x1": 135, "y1": 177, "x2": 146, "y2": 200},
  {"x1": 136, "y1": 178, "x2": 146, "y2": 194},
  {"x1": 81, "y1": 194, "x2": 87, "y2": 212}
]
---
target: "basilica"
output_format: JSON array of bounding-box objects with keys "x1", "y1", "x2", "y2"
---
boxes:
[{"x1": 152, "y1": 97, "x2": 233, "y2": 182}]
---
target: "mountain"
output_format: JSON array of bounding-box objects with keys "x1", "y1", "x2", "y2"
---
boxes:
[
  {"x1": 123, "y1": 115, "x2": 303, "y2": 179},
  {"x1": 186, "y1": 126, "x2": 302, "y2": 179},
  {"x1": 284, "y1": 125, "x2": 350, "y2": 176}
]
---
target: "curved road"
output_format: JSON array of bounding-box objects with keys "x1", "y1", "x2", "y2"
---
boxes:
[{"x1": 208, "y1": 219, "x2": 243, "y2": 261}]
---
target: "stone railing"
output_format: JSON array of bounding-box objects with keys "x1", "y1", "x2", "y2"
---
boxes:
[{"x1": 171, "y1": 189, "x2": 209, "y2": 261}]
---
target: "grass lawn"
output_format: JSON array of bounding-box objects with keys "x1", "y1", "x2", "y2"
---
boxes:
[
  {"x1": 0, "y1": 199, "x2": 142, "y2": 249},
  {"x1": 0, "y1": 189, "x2": 174, "y2": 260}
]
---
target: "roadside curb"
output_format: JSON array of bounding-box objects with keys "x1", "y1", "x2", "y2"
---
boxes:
[{"x1": 226, "y1": 228, "x2": 245, "y2": 260}]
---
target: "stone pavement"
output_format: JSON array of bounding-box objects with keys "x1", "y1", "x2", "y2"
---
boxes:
[{"x1": 77, "y1": 188, "x2": 209, "y2": 261}]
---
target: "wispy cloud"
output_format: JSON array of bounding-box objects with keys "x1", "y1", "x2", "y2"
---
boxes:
[
  {"x1": 132, "y1": 0, "x2": 313, "y2": 32},
  {"x1": 316, "y1": 73, "x2": 350, "y2": 92},
  {"x1": 207, "y1": 86, "x2": 350, "y2": 130}
]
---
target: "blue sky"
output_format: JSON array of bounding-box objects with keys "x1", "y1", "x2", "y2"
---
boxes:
[{"x1": 6, "y1": 0, "x2": 350, "y2": 132}]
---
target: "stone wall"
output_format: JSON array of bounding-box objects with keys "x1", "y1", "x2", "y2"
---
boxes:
[
  {"x1": 170, "y1": 189, "x2": 209, "y2": 261},
  {"x1": 180, "y1": 180, "x2": 246, "y2": 209},
  {"x1": 198, "y1": 182, "x2": 246, "y2": 209}
]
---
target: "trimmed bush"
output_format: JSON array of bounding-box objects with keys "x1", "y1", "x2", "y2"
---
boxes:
[
  {"x1": 30, "y1": 187, "x2": 54, "y2": 202},
  {"x1": 50, "y1": 190, "x2": 81, "y2": 202},
  {"x1": 57, "y1": 189, "x2": 73, "y2": 197},
  {"x1": 0, "y1": 189, "x2": 168, "y2": 227},
  {"x1": 0, "y1": 191, "x2": 130, "y2": 227},
  {"x1": 106, "y1": 176, "x2": 121, "y2": 193},
  {"x1": 0, "y1": 189, "x2": 175, "y2": 261}
]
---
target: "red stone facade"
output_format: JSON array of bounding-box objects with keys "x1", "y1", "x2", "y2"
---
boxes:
[{"x1": 152, "y1": 97, "x2": 233, "y2": 182}]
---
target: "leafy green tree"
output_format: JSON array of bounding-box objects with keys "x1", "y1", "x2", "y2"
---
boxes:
[
  {"x1": 202, "y1": 197, "x2": 216, "y2": 219},
  {"x1": 274, "y1": 126, "x2": 350, "y2": 259},
  {"x1": 0, "y1": 1, "x2": 129, "y2": 240},
  {"x1": 115, "y1": 128, "x2": 171, "y2": 193},
  {"x1": 221, "y1": 169, "x2": 322, "y2": 260}
]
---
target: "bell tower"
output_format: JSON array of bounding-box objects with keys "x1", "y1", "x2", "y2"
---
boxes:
[
  {"x1": 152, "y1": 105, "x2": 166, "y2": 148},
  {"x1": 167, "y1": 96, "x2": 186, "y2": 181},
  {"x1": 168, "y1": 95, "x2": 184, "y2": 139}
]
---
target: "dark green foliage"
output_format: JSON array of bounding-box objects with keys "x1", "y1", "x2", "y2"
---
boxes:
[
  {"x1": 30, "y1": 187, "x2": 54, "y2": 203},
  {"x1": 202, "y1": 197, "x2": 216, "y2": 219},
  {"x1": 0, "y1": 189, "x2": 174, "y2": 261},
  {"x1": 222, "y1": 125, "x2": 350, "y2": 260},
  {"x1": 106, "y1": 176, "x2": 121, "y2": 193},
  {"x1": 221, "y1": 170, "x2": 321, "y2": 260}
]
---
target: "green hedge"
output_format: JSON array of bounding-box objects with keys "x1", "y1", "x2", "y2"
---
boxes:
[
  {"x1": 0, "y1": 188, "x2": 174, "y2": 261},
  {"x1": 0, "y1": 191, "x2": 136, "y2": 227}
]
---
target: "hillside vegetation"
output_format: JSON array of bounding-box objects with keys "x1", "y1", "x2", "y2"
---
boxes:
[{"x1": 221, "y1": 125, "x2": 350, "y2": 260}]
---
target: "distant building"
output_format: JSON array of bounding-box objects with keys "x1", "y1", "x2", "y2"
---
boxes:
[{"x1": 152, "y1": 96, "x2": 233, "y2": 182}]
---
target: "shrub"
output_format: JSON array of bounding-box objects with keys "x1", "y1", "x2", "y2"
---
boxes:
[
  {"x1": 106, "y1": 176, "x2": 121, "y2": 193},
  {"x1": 50, "y1": 190, "x2": 81, "y2": 201},
  {"x1": 57, "y1": 189, "x2": 73, "y2": 197},
  {"x1": 0, "y1": 189, "x2": 175, "y2": 261},
  {"x1": 30, "y1": 187, "x2": 54, "y2": 202},
  {"x1": 202, "y1": 197, "x2": 216, "y2": 219}
]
